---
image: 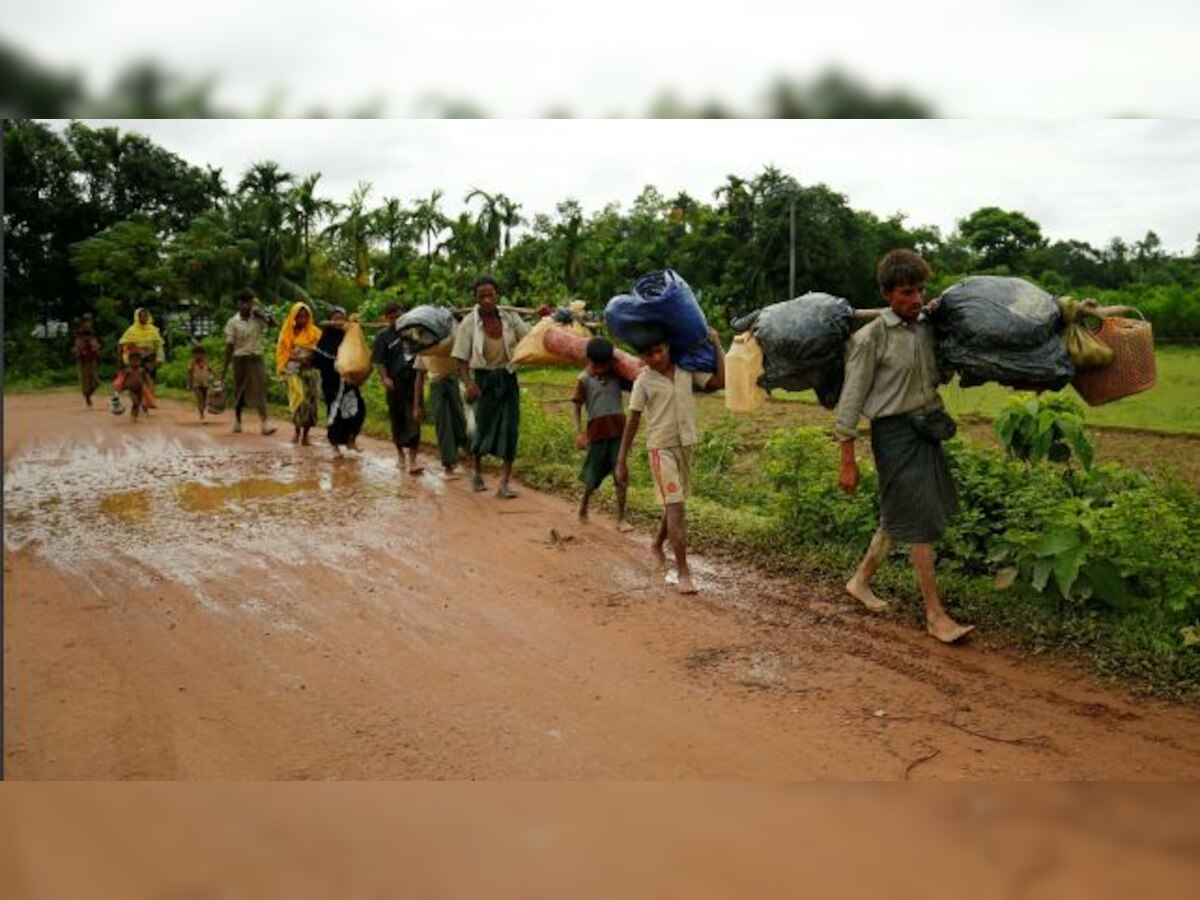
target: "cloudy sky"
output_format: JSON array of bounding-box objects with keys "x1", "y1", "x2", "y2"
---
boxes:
[
  {"x1": 63, "y1": 119, "x2": 1200, "y2": 255},
  {"x1": 9, "y1": 1, "x2": 1200, "y2": 117}
]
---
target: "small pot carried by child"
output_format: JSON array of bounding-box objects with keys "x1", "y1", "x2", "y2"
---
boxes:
[
  {"x1": 206, "y1": 380, "x2": 226, "y2": 414},
  {"x1": 109, "y1": 393, "x2": 125, "y2": 415}
]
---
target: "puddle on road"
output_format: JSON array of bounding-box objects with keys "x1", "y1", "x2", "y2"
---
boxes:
[
  {"x1": 4, "y1": 435, "x2": 432, "y2": 612},
  {"x1": 176, "y1": 478, "x2": 317, "y2": 512},
  {"x1": 99, "y1": 490, "x2": 153, "y2": 524}
]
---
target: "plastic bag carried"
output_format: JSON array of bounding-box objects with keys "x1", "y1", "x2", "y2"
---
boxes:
[
  {"x1": 724, "y1": 332, "x2": 767, "y2": 414},
  {"x1": 335, "y1": 316, "x2": 373, "y2": 386},
  {"x1": 604, "y1": 269, "x2": 717, "y2": 372},
  {"x1": 397, "y1": 305, "x2": 457, "y2": 353},
  {"x1": 206, "y1": 380, "x2": 226, "y2": 414},
  {"x1": 1058, "y1": 297, "x2": 1115, "y2": 371},
  {"x1": 931, "y1": 276, "x2": 1073, "y2": 389},
  {"x1": 731, "y1": 292, "x2": 854, "y2": 409}
]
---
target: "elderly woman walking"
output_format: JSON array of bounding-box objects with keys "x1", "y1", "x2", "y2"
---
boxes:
[
  {"x1": 452, "y1": 275, "x2": 531, "y2": 498},
  {"x1": 276, "y1": 301, "x2": 323, "y2": 446}
]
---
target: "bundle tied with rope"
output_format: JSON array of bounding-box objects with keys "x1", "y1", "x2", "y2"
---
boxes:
[{"x1": 335, "y1": 314, "x2": 374, "y2": 386}]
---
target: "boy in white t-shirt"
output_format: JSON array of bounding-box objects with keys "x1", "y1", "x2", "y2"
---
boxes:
[{"x1": 616, "y1": 326, "x2": 725, "y2": 594}]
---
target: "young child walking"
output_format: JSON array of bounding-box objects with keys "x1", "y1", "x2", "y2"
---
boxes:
[
  {"x1": 573, "y1": 337, "x2": 634, "y2": 531},
  {"x1": 123, "y1": 350, "x2": 146, "y2": 421},
  {"x1": 187, "y1": 344, "x2": 211, "y2": 420},
  {"x1": 616, "y1": 326, "x2": 725, "y2": 594}
]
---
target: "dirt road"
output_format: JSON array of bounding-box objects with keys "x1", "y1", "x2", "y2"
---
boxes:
[{"x1": 5, "y1": 392, "x2": 1200, "y2": 779}]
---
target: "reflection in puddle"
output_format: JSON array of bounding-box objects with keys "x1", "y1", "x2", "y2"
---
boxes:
[
  {"x1": 176, "y1": 478, "x2": 317, "y2": 512},
  {"x1": 98, "y1": 490, "x2": 152, "y2": 524}
]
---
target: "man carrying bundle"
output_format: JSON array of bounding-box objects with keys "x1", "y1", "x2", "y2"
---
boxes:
[{"x1": 835, "y1": 249, "x2": 974, "y2": 644}]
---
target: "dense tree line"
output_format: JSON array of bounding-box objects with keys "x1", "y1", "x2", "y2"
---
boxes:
[{"x1": 5, "y1": 120, "x2": 1199, "y2": 377}]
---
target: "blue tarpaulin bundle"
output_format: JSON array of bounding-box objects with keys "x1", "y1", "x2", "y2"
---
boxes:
[
  {"x1": 931, "y1": 276, "x2": 1073, "y2": 389},
  {"x1": 604, "y1": 269, "x2": 717, "y2": 372},
  {"x1": 731, "y1": 292, "x2": 854, "y2": 409}
]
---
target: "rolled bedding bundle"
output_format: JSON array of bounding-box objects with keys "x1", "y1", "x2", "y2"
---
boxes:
[{"x1": 396, "y1": 305, "x2": 458, "y2": 353}]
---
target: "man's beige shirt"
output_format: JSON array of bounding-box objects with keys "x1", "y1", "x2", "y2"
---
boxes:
[
  {"x1": 224, "y1": 314, "x2": 269, "y2": 358},
  {"x1": 834, "y1": 309, "x2": 943, "y2": 440}
]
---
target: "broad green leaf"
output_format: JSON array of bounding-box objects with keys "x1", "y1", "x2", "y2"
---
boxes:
[
  {"x1": 1053, "y1": 546, "x2": 1085, "y2": 600},
  {"x1": 1034, "y1": 527, "x2": 1081, "y2": 557},
  {"x1": 1084, "y1": 559, "x2": 1128, "y2": 605},
  {"x1": 1032, "y1": 558, "x2": 1053, "y2": 592}
]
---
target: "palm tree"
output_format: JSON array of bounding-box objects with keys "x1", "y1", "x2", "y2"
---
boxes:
[
  {"x1": 235, "y1": 160, "x2": 295, "y2": 301},
  {"x1": 287, "y1": 173, "x2": 338, "y2": 287},
  {"x1": 465, "y1": 188, "x2": 503, "y2": 265},
  {"x1": 324, "y1": 181, "x2": 374, "y2": 295},
  {"x1": 372, "y1": 197, "x2": 413, "y2": 289},
  {"x1": 497, "y1": 194, "x2": 523, "y2": 254},
  {"x1": 411, "y1": 190, "x2": 450, "y2": 287}
]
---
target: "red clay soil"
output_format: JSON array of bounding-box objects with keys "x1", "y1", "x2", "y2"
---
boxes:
[{"x1": 5, "y1": 392, "x2": 1200, "y2": 779}]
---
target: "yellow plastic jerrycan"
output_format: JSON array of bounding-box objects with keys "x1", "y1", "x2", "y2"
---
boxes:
[{"x1": 724, "y1": 332, "x2": 767, "y2": 413}]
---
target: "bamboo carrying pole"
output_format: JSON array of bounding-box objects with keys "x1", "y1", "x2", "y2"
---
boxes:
[{"x1": 849, "y1": 299, "x2": 1131, "y2": 323}]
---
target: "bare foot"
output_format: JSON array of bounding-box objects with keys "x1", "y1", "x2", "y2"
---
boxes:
[
  {"x1": 578, "y1": 511, "x2": 589, "y2": 524},
  {"x1": 616, "y1": 520, "x2": 635, "y2": 533},
  {"x1": 927, "y1": 617, "x2": 975, "y2": 644},
  {"x1": 845, "y1": 577, "x2": 891, "y2": 613},
  {"x1": 677, "y1": 572, "x2": 698, "y2": 594},
  {"x1": 408, "y1": 466, "x2": 425, "y2": 476},
  {"x1": 496, "y1": 484, "x2": 517, "y2": 499},
  {"x1": 651, "y1": 544, "x2": 668, "y2": 574},
  {"x1": 441, "y1": 469, "x2": 461, "y2": 481}
]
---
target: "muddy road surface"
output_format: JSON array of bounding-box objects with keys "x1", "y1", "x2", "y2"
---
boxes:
[{"x1": 5, "y1": 393, "x2": 1200, "y2": 779}]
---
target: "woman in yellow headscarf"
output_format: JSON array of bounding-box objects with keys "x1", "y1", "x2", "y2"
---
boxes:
[
  {"x1": 275, "y1": 301, "x2": 323, "y2": 445},
  {"x1": 118, "y1": 307, "x2": 166, "y2": 410}
]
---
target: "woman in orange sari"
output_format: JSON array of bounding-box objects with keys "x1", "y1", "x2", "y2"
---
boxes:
[{"x1": 275, "y1": 301, "x2": 323, "y2": 446}]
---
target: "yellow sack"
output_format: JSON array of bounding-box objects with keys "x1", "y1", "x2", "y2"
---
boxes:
[
  {"x1": 335, "y1": 316, "x2": 373, "y2": 386},
  {"x1": 510, "y1": 318, "x2": 563, "y2": 366},
  {"x1": 724, "y1": 332, "x2": 767, "y2": 414},
  {"x1": 1058, "y1": 297, "x2": 1115, "y2": 371}
]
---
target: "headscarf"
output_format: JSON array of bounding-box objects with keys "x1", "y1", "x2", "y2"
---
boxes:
[
  {"x1": 119, "y1": 308, "x2": 164, "y2": 364},
  {"x1": 275, "y1": 301, "x2": 323, "y2": 374}
]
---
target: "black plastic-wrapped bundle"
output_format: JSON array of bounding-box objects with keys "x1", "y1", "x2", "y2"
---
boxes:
[
  {"x1": 932, "y1": 276, "x2": 1073, "y2": 389},
  {"x1": 731, "y1": 292, "x2": 854, "y2": 409}
]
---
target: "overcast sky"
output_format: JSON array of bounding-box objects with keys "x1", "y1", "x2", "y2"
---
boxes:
[
  {"x1": 60, "y1": 119, "x2": 1200, "y2": 256},
  {"x1": 9, "y1": 2, "x2": 1200, "y2": 117}
]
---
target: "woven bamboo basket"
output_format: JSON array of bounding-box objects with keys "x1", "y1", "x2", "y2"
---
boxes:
[{"x1": 1071, "y1": 311, "x2": 1156, "y2": 406}]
